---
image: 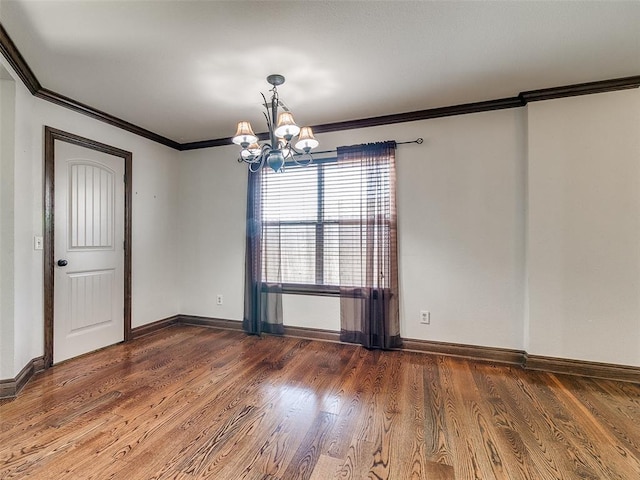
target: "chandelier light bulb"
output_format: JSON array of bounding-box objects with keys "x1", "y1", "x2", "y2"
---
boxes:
[
  {"x1": 232, "y1": 121, "x2": 258, "y2": 148},
  {"x1": 241, "y1": 142, "x2": 262, "y2": 161},
  {"x1": 274, "y1": 112, "x2": 300, "y2": 141},
  {"x1": 295, "y1": 127, "x2": 319, "y2": 153}
]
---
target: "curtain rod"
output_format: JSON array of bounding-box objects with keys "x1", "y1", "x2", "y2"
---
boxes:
[{"x1": 295, "y1": 137, "x2": 423, "y2": 157}]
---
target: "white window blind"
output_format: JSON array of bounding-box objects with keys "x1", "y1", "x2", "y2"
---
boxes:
[{"x1": 261, "y1": 158, "x2": 392, "y2": 290}]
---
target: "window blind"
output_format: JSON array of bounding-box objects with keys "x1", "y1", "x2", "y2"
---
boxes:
[{"x1": 261, "y1": 157, "x2": 392, "y2": 289}]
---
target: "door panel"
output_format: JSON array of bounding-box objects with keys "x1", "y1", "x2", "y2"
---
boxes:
[
  {"x1": 69, "y1": 162, "x2": 115, "y2": 249},
  {"x1": 54, "y1": 142, "x2": 124, "y2": 363},
  {"x1": 68, "y1": 269, "x2": 115, "y2": 332}
]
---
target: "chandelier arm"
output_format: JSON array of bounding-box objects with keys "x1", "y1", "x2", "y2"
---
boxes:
[
  {"x1": 260, "y1": 92, "x2": 273, "y2": 136},
  {"x1": 276, "y1": 143, "x2": 312, "y2": 166},
  {"x1": 287, "y1": 143, "x2": 304, "y2": 156},
  {"x1": 247, "y1": 145, "x2": 271, "y2": 172},
  {"x1": 292, "y1": 151, "x2": 313, "y2": 166},
  {"x1": 262, "y1": 111, "x2": 271, "y2": 139},
  {"x1": 283, "y1": 144, "x2": 294, "y2": 161},
  {"x1": 248, "y1": 159, "x2": 263, "y2": 173}
]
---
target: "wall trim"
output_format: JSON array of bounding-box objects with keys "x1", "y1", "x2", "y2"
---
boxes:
[
  {"x1": 0, "y1": 23, "x2": 179, "y2": 150},
  {"x1": 43, "y1": 127, "x2": 133, "y2": 368},
  {"x1": 0, "y1": 356, "x2": 45, "y2": 399},
  {"x1": 0, "y1": 23, "x2": 40, "y2": 93},
  {"x1": 524, "y1": 354, "x2": 640, "y2": 384},
  {"x1": 1, "y1": 22, "x2": 638, "y2": 152},
  {"x1": 282, "y1": 325, "x2": 342, "y2": 343},
  {"x1": 178, "y1": 97, "x2": 526, "y2": 150},
  {"x1": 519, "y1": 76, "x2": 640, "y2": 103},
  {"x1": 36, "y1": 88, "x2": 181, "y2": 149},
  {"x1": 131, "y1": 315, "x2": 181, "y2": 339},
  {"x1": 401, "y1": 338, "x2": 525, "y2": 366},
  {"x1": 4, "y1": 319, "x2": 639, "y2": 398},
  {"x1": 178, "y1": 315, "x2": 244, "y2": 331}
]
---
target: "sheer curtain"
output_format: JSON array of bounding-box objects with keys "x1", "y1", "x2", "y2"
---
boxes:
[
  {"x1": 337, "y1": 142, "x2": 401, "y2": 349},
  {"x1": 243, "y1": 169, "x2": 284, "y2": 335}
]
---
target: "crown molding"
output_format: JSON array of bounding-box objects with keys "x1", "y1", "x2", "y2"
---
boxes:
[
  {"x1": 179, "y1": 97, "x2": 526, "y2": 151},
  {"x1": 520, "y1": 75, "x2": 640, "y2": 103},
  {"x1": 1, "y1": 21, "x2": 639, "y2": 152},
  {"x1": 0, "y1": 22, "x2": 180, "y2": 150},
  {"x1": 36, "y1": 88, "x2": 181, "y2": 149},
  {"x1": 0, "y1": 22, "x2": 40, "y2": 94}
]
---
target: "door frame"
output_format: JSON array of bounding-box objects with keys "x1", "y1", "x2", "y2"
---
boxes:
[{"x1": 43, "y1": 126, "x2": 132, "y2": 368}]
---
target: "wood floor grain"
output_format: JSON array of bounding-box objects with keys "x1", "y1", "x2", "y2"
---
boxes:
[{"x1": 1, "y1": 325, "x2": 639, "y2": 479}]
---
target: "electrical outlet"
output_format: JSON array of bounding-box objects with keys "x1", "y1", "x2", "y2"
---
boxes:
[
  {"x1": 420, "y1": 310, "x2": 430, "y2": 324},
  {"x1": 216, "y1": 294, "x2": 223, "y2": 306}
]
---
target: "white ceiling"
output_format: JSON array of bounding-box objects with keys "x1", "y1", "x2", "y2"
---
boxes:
[{"x1": 1, "y1": 0, "x2": 639, "y2": 144}]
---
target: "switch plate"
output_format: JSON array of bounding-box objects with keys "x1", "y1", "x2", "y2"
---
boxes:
[
  {"x1": 420, "y1": 310, "x2": 430, "y2": 324},
  {"x1": 34, "y1": 236, "x2": 43, "y2": 250},
  {"x1": 216, "y1": 294, "x2": 223, "y2": 306}
]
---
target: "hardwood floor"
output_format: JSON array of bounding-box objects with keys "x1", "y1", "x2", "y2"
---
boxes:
[{"x1": 1, "y1": 325, "x2": 639, "y2": 479}]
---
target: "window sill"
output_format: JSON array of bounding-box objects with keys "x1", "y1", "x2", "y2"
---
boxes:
[{"x1": 262, "y1": 283, "x2": 340, "y2": 297}]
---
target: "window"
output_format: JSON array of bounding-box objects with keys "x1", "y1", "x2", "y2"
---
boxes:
[
  {"x1": 246, "y1": 141, "x2": 399, "y2": 346},
  {"x1": 260, "y1": 156, "x2": 392, "y2": 293}
]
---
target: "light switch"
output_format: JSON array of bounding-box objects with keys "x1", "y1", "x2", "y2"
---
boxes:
[{"x1": 34, "y1": 236, "x2": 43, "y2": 250}]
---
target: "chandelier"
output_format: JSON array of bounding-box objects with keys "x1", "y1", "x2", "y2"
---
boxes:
[{"x1": 232, "y1": 74, "x2": 319, "y2": 173}]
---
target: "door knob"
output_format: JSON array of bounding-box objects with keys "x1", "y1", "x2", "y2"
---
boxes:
[{"x1": 57, "y1": 259, "x2": 68, "y2": 267}]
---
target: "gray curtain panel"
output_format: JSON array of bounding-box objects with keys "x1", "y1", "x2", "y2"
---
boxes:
[
  {"x1": 243, "y1": 168, "x2": 284, "y2": 335},
  {"x1": 337, "y1": 142, "x2": 401, "y2": 349}
]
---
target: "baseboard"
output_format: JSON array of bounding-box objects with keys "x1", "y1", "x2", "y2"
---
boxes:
[
  {"x1": 282, "y1": 325, "x2": 342, "y2": 343},
  {"x1": 155, "y1": 316, "x2": 639, "y2": 383},
  {"x1": 402, "y1": 338, "x2": 525, "y2": 366},
  {"x1": 278, "y1": 328, "x2": 523, "y2": 366},
  {"x1": 131, "y1": 315, "x2": 243, "y2": 338},
  {"x1": 5, "y1": 317, "x2": 638, "y2": 399},
  {"x1": 131, "y1": 314, "x2": 180, "y2": 339},
  {"x1": 0, "y1": 356, "x2": 45, "y2": 399},
  {"x1": 524, "y1": 354, "x2": 640, "y2": 384},
  {"x1": 177, "y1": 315, "x2": 243, "y2": 331}
]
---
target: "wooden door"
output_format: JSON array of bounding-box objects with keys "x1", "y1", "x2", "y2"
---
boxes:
[{"x1": 53, "y1": 141, "x2": 125, "y2": 363}]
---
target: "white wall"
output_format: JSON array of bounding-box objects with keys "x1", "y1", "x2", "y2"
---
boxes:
[
  {"x1": 0, "y1": 56, "x2": 181, "y2": 377},
  {"x1": 397, "y1": 111, "x2": 526, "y2": 349},
  {"x1": 3, "y1": 45, "x2": 639, "y2": 375},
  {"x1": 178, "y1": 145, "x2": 247, "y2": 320},
  {"x1": 9, "y1": 69, "x2": 36, "y2": 377},
  {"x1": 178, "y1": 91, "x2": 640, "y2": 367},
  {"x1": 0, "y1": 68, "x2": 16, "y2": 378},
  {"x1": 179, "y1": 108, "x2": 527, "y2": 350},
  {"x1": 282, "y1": 295, "x2": 341, "y2": 331},
  {"x1": 527, "y1": 89, "x2": 640, "y2": 366}
]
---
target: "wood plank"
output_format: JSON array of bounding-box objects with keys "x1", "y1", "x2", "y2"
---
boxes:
[
  {"x1": 422, "y1": 354, "x2": 454, "y2": 467},
  {"x1": 468, "y1": 362, "x2": 544, "y2": 479},
  {"x1": 280, "y1": 411, "x2": 337, "y2": 480},
  {"x1": 308, "y1": 454, "x2": 341, "y2": 480},
  {"x1": 1, "y1": 325, "x2": 639, "y2": 479},
  {"x1": 396, "y1": 356, "x2": 428, "y2": 479}
]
